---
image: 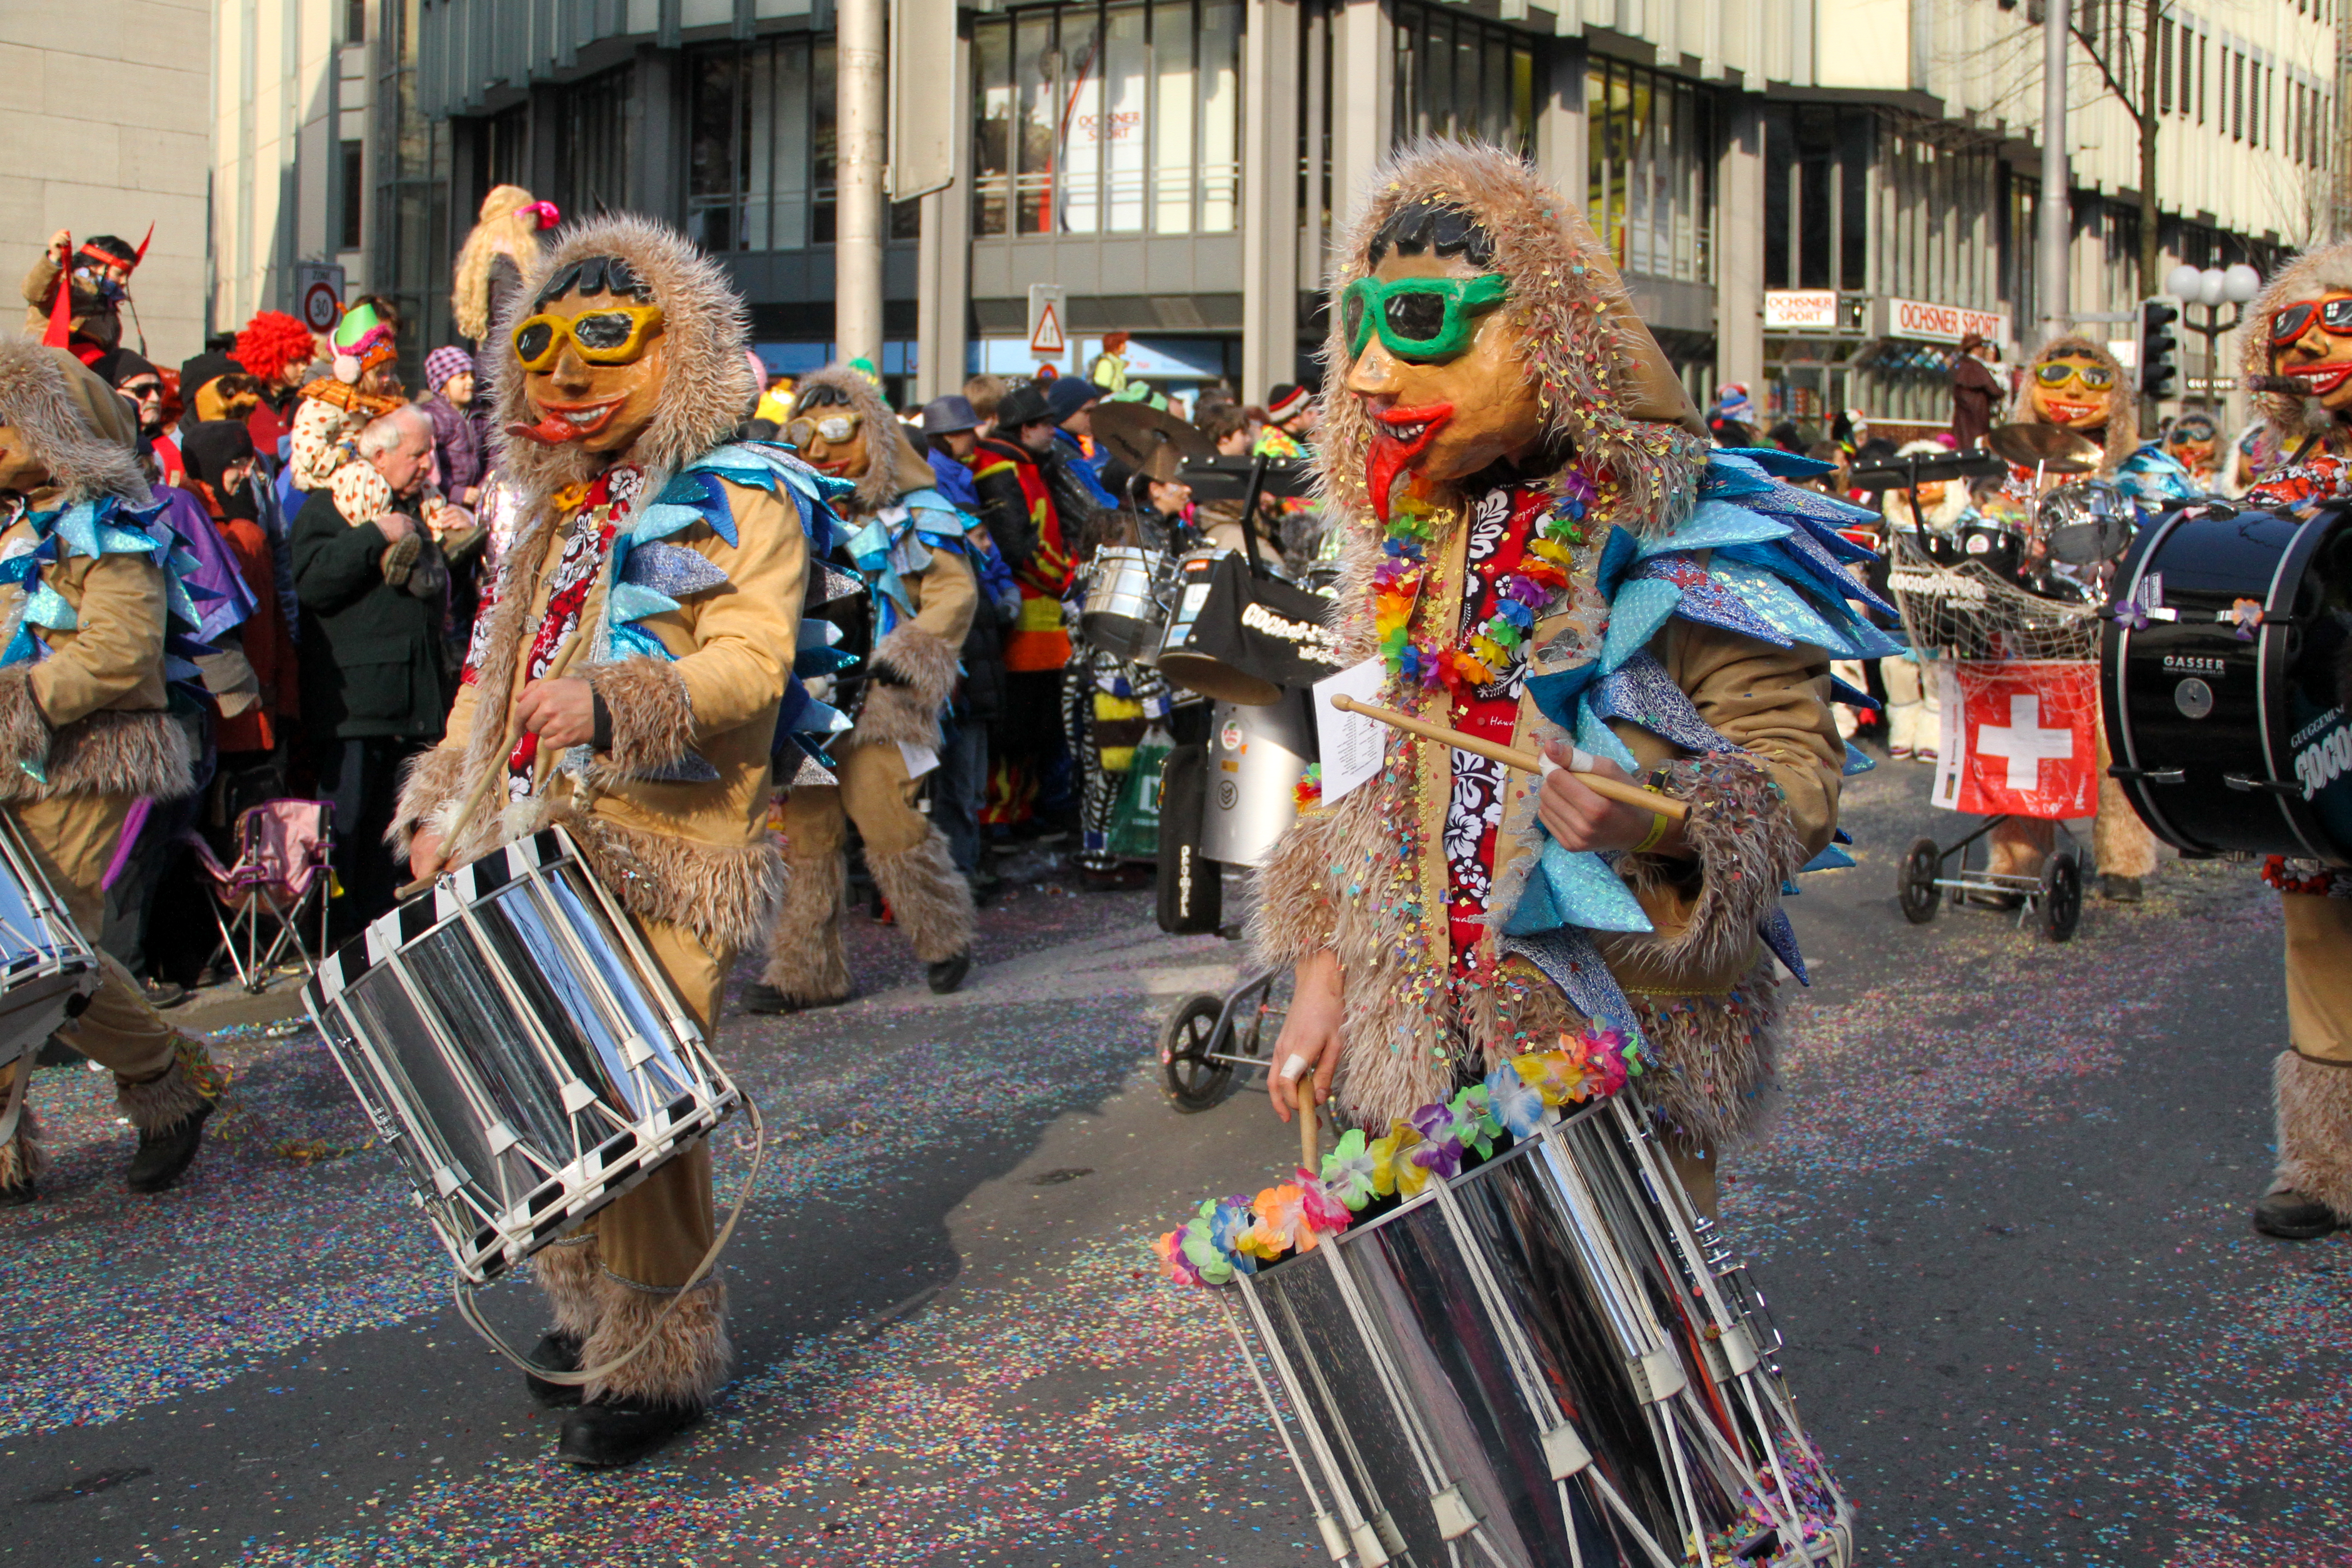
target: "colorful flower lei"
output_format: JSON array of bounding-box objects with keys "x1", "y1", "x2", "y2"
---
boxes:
[
  {"x1": 1153, "y1": 1024, "x2": 1646, "y2": 1286},
  {"x1": 1373, "y1": 472, "x2": 1595, "y2": 692}
]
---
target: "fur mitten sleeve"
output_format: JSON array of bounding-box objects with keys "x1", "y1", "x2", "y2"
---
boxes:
[
  {"x1": 583, "y1": 656, "x2": 697, "y2": 776},
  {"x1": 388, "y1": 742, "x2": 469, "y2": 860},
  {"x1": 849, "y1": 622, "x2": 961, "y2": 751},
  {"x1": 1617, "y1": 752, "x2": 1808, "y2": 974},
  {"x1": 1247, "y1": 799, "x2": 1348, "y2": 973},
  {"x1": 0, "y1": 668, "x2": 51, "y2": 780}
]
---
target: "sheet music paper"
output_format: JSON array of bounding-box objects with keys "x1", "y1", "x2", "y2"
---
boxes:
[{"x1": 1313, "y1": 658, "x2": 1387, "y2": 805}]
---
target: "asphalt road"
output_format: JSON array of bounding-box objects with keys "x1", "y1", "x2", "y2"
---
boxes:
[{"x1": 0, "y1": 757, "x2": 2339, "y2": 1567}]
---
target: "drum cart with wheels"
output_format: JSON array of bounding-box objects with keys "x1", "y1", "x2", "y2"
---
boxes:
[
  {"x1": 1160, "y1": 969, "x2": 1290, "y2": 1111},
  {"x1": 1897, "y1": 815, "x2": 2085, "y2": 941}
]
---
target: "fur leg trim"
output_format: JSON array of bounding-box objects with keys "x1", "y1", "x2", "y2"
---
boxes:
[
  {"x1": 0, "y1": 669, "x2": 51, "y2": 783},
  {"x1": 1625, "y1": 956, "x2": 1783, "y2": 1147},
  {"x1": 389, "y1": 744, "x2": 470, "y2": 860},
  {"x1": 1615, "y1": 752, "x2": 1807, "y2": 977},
  {"x1": 0, "y1": 1103, "x2": 47, "y2": 1189},
  {"x1": 867, "y1": 829, "x2": 975, "y2": 964},
  {"x1": 115, "y1": 1044, "x2": 219, "y2": 1133},
  {"x1": 581, "y1": 1274, "x2": 731, "y2": 1407},
  {"x1": 560, "y1": 809, "x2": 784, "y2": 959},
  {"x1": 584, "y1": 656, "x2": 697, "y2": 778},
  {"x1": 761, "y1": 849, "x2": 850, "y2": 1001},
  {"x1": 532, "y1": 1234, "x2": 603, "y2": 1341},
  {"x1": 2273, "y1": 1050, "x2": 2352, "y2": 1218}
]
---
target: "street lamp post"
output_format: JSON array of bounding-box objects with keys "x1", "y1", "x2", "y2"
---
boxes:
[
  {"x1": 2163, "y1": 263, "x2": 2264, "y2": 412},
  {"x1": 835, "y1": 0, "x2": 888, "y2": 370}
]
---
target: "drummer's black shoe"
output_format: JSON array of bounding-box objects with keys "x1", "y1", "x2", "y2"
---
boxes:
[
  {"x1": 739, "y1": 982, "x2": 853, "y2": 1016},
  {"x1": 926, "y1": 951, "x2": 972, "y2": 995},
  {"x1": 556, "y1": 1396, "x2": 703, "y2": 1468},
  {"x1": 525, "y1": 1331, "x2": 584, "y2": 1407},
  {"x1": 2100, "y1": 874, "x2": 2144, "y2": 902},
  {"x1": 126, "y1": 1098, "x2": 214, "y2": 1195},
  {"x1": 2254, "y1": 1187, "x2": 2343, "y2": 1240}
]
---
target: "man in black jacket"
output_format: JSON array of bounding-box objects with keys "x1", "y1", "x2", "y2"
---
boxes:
[{"x1": 291, "y1": 405, "x2": 448, "y2": 937}]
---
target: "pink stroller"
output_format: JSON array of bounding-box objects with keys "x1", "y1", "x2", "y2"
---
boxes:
[{"x1": 183, "y1": 801, "x2": 335, "y2": 992}]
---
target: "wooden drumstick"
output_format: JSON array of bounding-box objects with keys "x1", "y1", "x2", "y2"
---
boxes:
[
  {"x1": 1328, "y1": 694, "x2": 1689, "y2": 823},
  {"x1": 1296, "y1": 1074, "x2": 1320, "y2": 1174},
  {"x1": 395, "y1": 629, "x2": 597, "y2": 901}
]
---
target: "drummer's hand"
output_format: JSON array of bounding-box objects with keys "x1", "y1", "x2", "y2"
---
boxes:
[
  {"x1": 1269, "y1": 949, "x2": 1344, "y2": 1124},
  {"x1": 1539, "y1": 745, "x2": 1685, "y2": 856},
  {"x1": 409, "y1": 828, "x2": 443, "y2": 883},
  {"x1": 517, "y1": 676, "x2": 596, "y2": 749}
]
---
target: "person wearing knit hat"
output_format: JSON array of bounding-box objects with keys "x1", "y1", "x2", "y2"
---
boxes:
[
  {"x1": 1252, "y1": 381, "x2": 1316, "y2": 458},
  {"x1": 0, "y1": 341, "x2": 230, "y2": 1202},
  {"x1": 421, "y1": 346, "x2": 487, "y2": 509}
]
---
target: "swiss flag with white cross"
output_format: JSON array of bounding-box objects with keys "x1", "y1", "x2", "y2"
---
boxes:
[{"x1": 1931, "y1": 660, "x2": 2100, "y2": 819}]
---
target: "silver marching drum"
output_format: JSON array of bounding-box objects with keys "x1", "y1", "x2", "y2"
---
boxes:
[
  {"x1": 0, "y1": 812, "x2": 103, "y2": 1143},
  {"x1": 303, "y1": 829, "x2": 740, "y2": 1285},
  {"x1": 1080, "y1": 545, "x2": 1171, "y2": 661},
  {"x1": 1224, "y1": 1094, "x2": 1852, "y2": 1568}
]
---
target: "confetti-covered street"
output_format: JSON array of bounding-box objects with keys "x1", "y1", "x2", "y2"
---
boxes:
[{"x1": 0, "y1": 756, "x2": 2337, "y2": 1568}]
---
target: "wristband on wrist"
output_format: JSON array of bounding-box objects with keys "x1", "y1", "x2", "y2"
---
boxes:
[{"x1": 1632, "y1": 794, "x2": 1672, "y2": 854}]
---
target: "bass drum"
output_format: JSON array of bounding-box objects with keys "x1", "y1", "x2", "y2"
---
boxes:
[
  {"x1": 2103, "y1": 502, "x2": 2352, "y2": 865},
  {"x1": 1200, "y1": 694, "x2": 1311, "y2": 867}
]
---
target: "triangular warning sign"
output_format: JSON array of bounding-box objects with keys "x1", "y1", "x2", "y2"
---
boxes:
[{"x1": 1029, "y1": 302, "x2": 1065, "y2": 355}]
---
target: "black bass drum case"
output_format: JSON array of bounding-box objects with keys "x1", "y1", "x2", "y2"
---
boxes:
[{"x1": 2102, "y1": 501, "x2": 2352, "y2": 865}]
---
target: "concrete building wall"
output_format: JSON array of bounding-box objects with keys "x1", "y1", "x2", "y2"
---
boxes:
[
  {"x1": 211, "y1": 0, "x2": 358, "y2": 336},
  {"x1": 0, "y1": 0, "x2": 213, "y2": 365}
]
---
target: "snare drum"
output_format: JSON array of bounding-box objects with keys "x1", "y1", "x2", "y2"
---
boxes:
[
  {"x1": 1229, "y1": 1094, "x2": 1852, "y2": 1568},
  {"x1": 304, "y1": 829, "x2": 740, "y2": 1284},
  {"x1": 1080, "y1": 545, "x2": 1169, "y2": 661},
  {"x1": 0, "y1": 813, "x2": 100, "y2": 1072}
]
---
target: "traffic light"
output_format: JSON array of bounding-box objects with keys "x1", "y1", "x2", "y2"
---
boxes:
[{"x1": 2138, "y1": 298, "x2": 2180, "y2": 399}]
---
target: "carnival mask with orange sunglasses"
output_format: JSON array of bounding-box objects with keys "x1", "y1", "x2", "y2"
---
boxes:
[
  {"x1": 2269, "y1": 291, "x2": 2352, "y2": 411},
  {"x1": 2027, "y1": 354, "x2": 2117, "y2": 431},
  {"x1": 510, "y1": 255, "x2": 669, "y2": 452}
]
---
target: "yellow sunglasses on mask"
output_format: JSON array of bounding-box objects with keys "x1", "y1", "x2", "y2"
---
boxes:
[
  {"x1": 2034, "y1": 358, "x2": 2116, "y2": 392},
  {"x1": 511, "y1": 304, "x2": 666, "y2": 372}
]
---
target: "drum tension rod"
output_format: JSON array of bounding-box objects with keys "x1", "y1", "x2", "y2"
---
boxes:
[
  {"x1": 2106, "y1": 765, "x2": 2184, "y2": 784},
  {"x1": 2222, "y1": 773, "x2": 2305, "y2": 796}
]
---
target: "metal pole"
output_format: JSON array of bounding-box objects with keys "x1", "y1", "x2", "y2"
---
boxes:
[
  {"x1": 836, "y1": 0, "x2": 889, "y2": 369},
  {"x1": 2037, "y1": 0, "x2": 2070, "y2": 344}
]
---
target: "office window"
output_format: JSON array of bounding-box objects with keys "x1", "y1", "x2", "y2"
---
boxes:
[
  {"x1": 2197, "y1": 34, "x2": 2206, "y2": 124},
  {"x1": 346, "y1": 0, "x2": 364, "y2": 44},
  {"x1": 2157, "y1": 20, "x2": 2171, "y2": 116},
  {"x1": 1391, "y1": 2, "x2": 1535, "y2": 158},
  {"x1": 1588, "y1": 59, "x2": 1714, "y2": 284},
  {"x1": 1761, "y1": 103, "x2": 1869, "y2": 294},
  {"x1": 339, "y1": 139, "x2": 364, "y2": 250},
  {"x1": 972, "y1": 0, "x2": 1242, "y2": 239},
  {"x1": 556, "y1": 65, "x2": 631, "y2": 220}
]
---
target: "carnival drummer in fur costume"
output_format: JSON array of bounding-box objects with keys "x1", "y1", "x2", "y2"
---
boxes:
[
  {"x1": 0, "y1": 339, "x2": 227, "y2": 1201},
  {"x1": 1255, "y1": 143, "x2": 1893, "y2": 1212},
  {"x1": 745, "y1": 365, "x2": 979, "y2": 1011},
  {"x1": 1978, "y1": 333, "x2": 2163, "y2": 901},
  {"x1": 392, "y1": 219, "x2": 853, "y2": 1467},
  {"x1": 2243, "y1": 240, "x2": 2352, "y2": 513},
  {"x1": 2213, "y1": 239, "x2": 2352, "y2": 1241}
]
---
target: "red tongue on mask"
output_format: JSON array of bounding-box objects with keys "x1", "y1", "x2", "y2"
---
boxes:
[
  {"x1": 1367, "y1": 438, "x2": 1410, "y2": 525},
  {"x1": 507, "y1": 413, "x2": 579, "y2": 446}
]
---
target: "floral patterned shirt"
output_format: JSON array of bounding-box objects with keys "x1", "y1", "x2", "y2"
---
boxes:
[{"x1": 1442, "y1": 484, "x2": 1546, "y2": 971}]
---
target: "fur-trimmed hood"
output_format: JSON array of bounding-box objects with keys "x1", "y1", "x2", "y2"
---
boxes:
[
  {"x1": 0, "y1": 336, "x2": 151, "y2": 506},
  {"x1": 1316, "y1": 141, "x2": 1710, "y2": 547},
  {"x1": 2012, "y1": 333, "x2": 2136, "y2": 475},
  {"x1": 792, "y1": 363, "x2": 933, "y2": 513},
  {"x1": 484, "y1": 216, "x2": 757, "y2": 495},
  {"x1": 2244, "y1": 240, "x2": 2352, "y2": 444}
]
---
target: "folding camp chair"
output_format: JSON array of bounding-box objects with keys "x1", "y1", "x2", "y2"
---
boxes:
[{"x1": 184, "y1": 800, "x2": 334, "y2": 992}]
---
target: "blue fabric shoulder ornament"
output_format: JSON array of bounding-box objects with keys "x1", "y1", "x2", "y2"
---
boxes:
[
  {"x1": 848, "y1": 486, "x2": 977, "y2": 638},
  {"x1": 595, "y1": 440, "x2": 860, "y2": 785},
  {"x1": 1, "y1": 493, "x2": 224, "y2": 686},
  {"x1": 1505, "y1": 451, "x2": 1899, "y2": 987}
]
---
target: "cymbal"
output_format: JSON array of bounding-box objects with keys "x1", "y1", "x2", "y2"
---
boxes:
[
  {"x1": 1986, "y1": 422, "x2": 2103, "y2": 474},
  {"x1": 1092, "y1": 400, "x2": 1215, "y2": 482}
]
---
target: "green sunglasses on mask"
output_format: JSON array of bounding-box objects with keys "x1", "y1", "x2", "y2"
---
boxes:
[{"x1": 1342, "y1": 274, "x2": 1511, "y2": 363}]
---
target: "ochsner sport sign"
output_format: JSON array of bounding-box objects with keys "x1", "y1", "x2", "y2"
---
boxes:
[{"x1": 1882, "y1": 296, "x2": 2010, "y2": 346}]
